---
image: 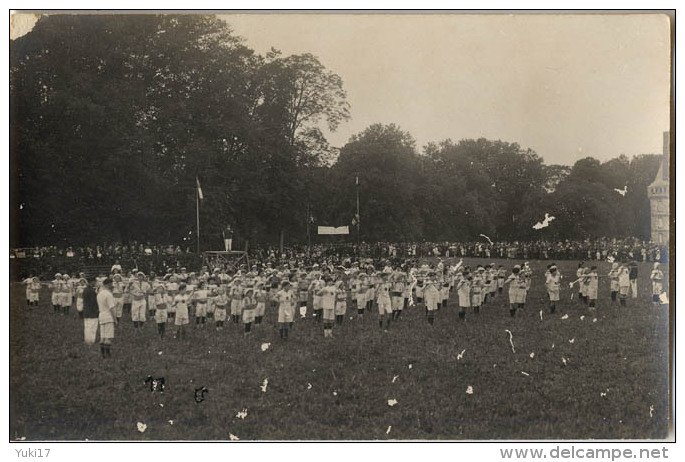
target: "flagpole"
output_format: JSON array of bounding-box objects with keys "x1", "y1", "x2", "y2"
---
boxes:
[
  {"x1": 306, "y1": 203, "x2": 311, "y2": 250},
  {"x1": 356, "y1": 174, "x2": 360, "y2": 246},
  {"x1": 196, "y1": 187, "x2": 200, "y2": 255}
]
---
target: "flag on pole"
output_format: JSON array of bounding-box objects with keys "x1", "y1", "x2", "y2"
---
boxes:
[
  {"x1": 352, "y1": 214, "x2": 360, "y2": 226},
  {"x1": 196, "y1": 177, "x2": 204, "y2": 200},
  {"x1": 355, "y1": 175, "x2": 359, "y2": 186}
]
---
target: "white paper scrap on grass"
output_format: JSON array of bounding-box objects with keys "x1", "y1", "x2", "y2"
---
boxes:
[{"x1": 505, "y1": 330, "x2": 516, "y2": 353}]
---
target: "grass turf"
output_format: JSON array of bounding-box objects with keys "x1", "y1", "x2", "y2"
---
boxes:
[{"x1": 9, "y1": 258, "x2": 670, "y2": 440}]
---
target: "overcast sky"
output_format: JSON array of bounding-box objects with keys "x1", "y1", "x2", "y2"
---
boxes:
[
  {"x1": 10, "y1": 12, "x2": 672, "y2": 166},
  {"x1": 221, "y1": 13, "x2": 671, "y2": 166}
]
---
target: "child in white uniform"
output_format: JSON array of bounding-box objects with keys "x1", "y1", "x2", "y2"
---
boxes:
[{"x1": 173, "y1": 284, "x2": 190, "y2": 340}]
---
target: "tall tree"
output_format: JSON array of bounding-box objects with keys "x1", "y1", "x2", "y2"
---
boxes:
[
  {"x1": 331, "y1": 124, "x2": 422, "y2": 241},
  {"x1": 246, "y1": 49, "x2": 351, "y2": 245},
  {"x1": 11, "y1": 14, "x2": 352, "y2": 248},
  {"x1": 424, "y1": 138, "x2": 545, "y2": 239}
]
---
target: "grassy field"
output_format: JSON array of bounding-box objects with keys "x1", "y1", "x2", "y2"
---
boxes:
[{"x1": 9, "y1": 258, "x2": 671, "y2": 440}]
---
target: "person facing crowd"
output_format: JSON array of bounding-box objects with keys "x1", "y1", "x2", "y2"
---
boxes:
[
  {"x1": 390, "y1": 272, "x2": 405, "y2": 321},
  {"x1": 650, "y1": 262, "x2": 664, "y2": 308},
  {"x1": 276, "y1": 280, "x2": 296, "y2": 339},
  {"x1": 320, "y1": 278, "x2": 337, "y2": 338},
  {"x1": 617, "y1": 265, "x2": 631, "y2": 307},
  {"x1": 254, "y1": 283, "x2": 267, "y2": 326},
  {"x1": 173, "y1": 283, "x2": 190, "y2": 340},
  {"x1": 242, "y1": 288, "x2": 257, "y2": 336},
  {"x1": 193, "y1": 280, "x2": 209, "y2": 327},
  {"x1": 457, "y1": 269, "x2": 471, "y2": 322},
  {"x1": 608, "y1": 263, "x2": 620, "y2": 303},
  {"x1": 334, "y1": 280, "x2": 348, "y2": 325},
  {"x1": 213, "y1": 286, "x2": 229, "y2": 330},
  {"x1": 129, "y1": 271, "x2": 150, "y2": 330},
  {"x1": 505, "y1": 265, "x2": 526, "y2": 317},
  {"x1": 75, "y1": 277, "x2": 87, "y2": 318},
  {"x1": 423, "y1": 273, "x2": 440, "y2": 325},
  {"x1": 376, "y1": 273, "x2": 393, "y2": 330},
  {"x1": 545, "y1": 264, "x2": 561, "y2": 314},
  {"x1": 25, "y1": 276, "x2": 41, "y2": 307},
  {"x1": 111, "y1": 274, "x2": 124, "y2": 322},
  {"x1": 587, "y1": 266, "x2": 599, "y2": 311},
  {"x1": 154, "y1": 284, "x2": 169, "y2": 339}
]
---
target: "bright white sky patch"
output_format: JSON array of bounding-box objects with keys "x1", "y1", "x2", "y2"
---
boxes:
[{"x1": 222, "y1": 13, "x2": 670, "y2": 165}]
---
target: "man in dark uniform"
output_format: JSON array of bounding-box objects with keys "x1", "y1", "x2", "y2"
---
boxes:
[
  {"x1": 82, "y1": 278, "x2": 100, "y2": 345},
  {"x1": 629, "y1": 260, "x2": 639, "y2": 299}
]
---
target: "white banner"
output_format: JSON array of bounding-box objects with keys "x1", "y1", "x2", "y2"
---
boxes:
[{"x1": 317, "y1": 226, "x2": 350, "y2": 235}]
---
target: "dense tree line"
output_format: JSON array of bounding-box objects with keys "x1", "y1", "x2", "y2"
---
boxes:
[{"x1": 10, "y1": 14, "x2": 662, "y2": 249}]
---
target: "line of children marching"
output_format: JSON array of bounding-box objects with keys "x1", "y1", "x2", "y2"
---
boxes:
[{"x1": 30, "y1": 257, "x2": 666, "y2": 348}]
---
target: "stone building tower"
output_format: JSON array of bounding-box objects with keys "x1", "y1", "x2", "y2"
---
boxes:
[{"x1": 648, "y1": 131, "x2": 670, "y2": 245}]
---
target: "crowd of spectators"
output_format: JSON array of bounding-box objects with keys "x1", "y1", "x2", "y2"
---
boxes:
[
  {"x1": 250, "y1": 238, "x2": 667, "y2": 265},
  {"x1": 10, "y1": 242, "x2": 194, "y2": 260},
  {"x1": 11, "y1": 237, "x2": 667, "y2": 281},
  {"x1": 10, "y1": 242, "x2": 201, "y2": 280}
]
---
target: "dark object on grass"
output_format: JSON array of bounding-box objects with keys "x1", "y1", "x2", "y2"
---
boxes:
[
  {"x1": 145, "y1": 376, "x2": 166, "y2": 393},
  {"x1": 194, "y1": 386, "x2": 209, "y2": 403}
]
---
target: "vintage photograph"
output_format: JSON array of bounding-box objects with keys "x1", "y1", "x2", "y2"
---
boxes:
[{"x1": 9, "y1": 11, "x2": 673, "y2": 442}]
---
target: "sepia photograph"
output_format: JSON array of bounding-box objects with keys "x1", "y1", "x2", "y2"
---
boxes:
[{"x1": 8, "y1": 9, "x2": 674, "y2": 446}]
